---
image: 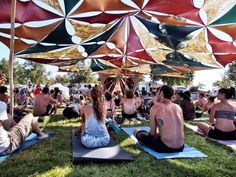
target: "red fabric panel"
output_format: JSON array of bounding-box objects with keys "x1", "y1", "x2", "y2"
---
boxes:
[
  {"x1": 0, "y1": 22, "x2": 60, "y2": 41},
  {"x1": 0, "y1": 35, "x2": 33, "y2": 53},
  {"x1": 71, "y1": 0, "x2": 136, "y2": 14},
  {"x1": 128, "y1": 51, "x2": 156, "y2": 63},
  {"x1": 214, "y1": 54, "x2": 236, "y2": 66},
  {"x1": 207, "y1": 30, "x2": 236, "y2": 53},
  {"x1": 70, "y1": 12, "x2": 135, "y2": 24},
  {"x1": 0, "y1": 0, "x2": 60, "y2": 23},
  {"x1": 213, "y1": 24, "x2": 236, "y2": 41},
  {"x1": 127, "y1": 19, "x2": 144, "y2": 53},
  {"x1": 143, "y1": 0, "x2": 202, "y2": 24}
]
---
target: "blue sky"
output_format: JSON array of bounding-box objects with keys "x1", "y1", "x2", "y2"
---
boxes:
[{"x1": 0, "y1": 42, "x2": 225, "y2": 90}]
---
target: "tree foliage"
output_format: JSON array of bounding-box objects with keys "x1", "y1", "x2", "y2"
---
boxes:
[
  {"x1": 213, "y1": 62, "x2": 236, "y2": 88},
  {"x1": 0, "y1": 58, "x2": 26, "y2": 84},
  {"x1": 226, "y1": 62, "x2": 236, "y2": 86},
  {"x1": 68, "y1": 69, "x2": 98, "y2": 85},
  {"x1": 22, "y1": 61, "x2": 50, "y2": 84},
  {"x1": 152, "y1": 71, "x2": 194, "y2": 86},
  {"x1": 54, "y1": 74, "x2": 70, "y2": 84},
  {"x1": 213, "y1": 75, "x2": 231, "y2": 88}
]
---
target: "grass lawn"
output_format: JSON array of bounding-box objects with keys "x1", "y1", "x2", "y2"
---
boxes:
[{"x1": 0, "y1": 109, "x2": 236, "y2": 177}]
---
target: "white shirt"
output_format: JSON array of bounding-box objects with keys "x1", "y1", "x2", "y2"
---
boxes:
[{"x1": 0, "y1": 126, "x2": 10, "y2": 153}]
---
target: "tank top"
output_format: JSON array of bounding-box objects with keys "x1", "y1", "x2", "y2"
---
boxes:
[{"x1": 84, "y1": 111, "x2": 109, "y2": 137}]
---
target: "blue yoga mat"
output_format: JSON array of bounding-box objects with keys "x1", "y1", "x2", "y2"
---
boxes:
[
  {"x1": 122, "y1": 127, "x2": 207, "y2": 159},
  {"x1": 0, "y1": 132, "x2": 53, "y2": 161}
]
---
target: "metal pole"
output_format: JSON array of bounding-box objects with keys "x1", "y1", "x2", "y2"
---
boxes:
[{"x1": 9, "y1": 0, "x2": 17, "y2": 116}]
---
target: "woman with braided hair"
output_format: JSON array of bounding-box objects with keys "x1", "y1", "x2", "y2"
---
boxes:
[{"x1": 77, "y1": 87, "x2": 110, "y2": 148}]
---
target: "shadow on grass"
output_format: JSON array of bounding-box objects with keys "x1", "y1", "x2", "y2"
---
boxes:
[{"x1": 0, "y1": 126, "x2": 74, "y2": 177}]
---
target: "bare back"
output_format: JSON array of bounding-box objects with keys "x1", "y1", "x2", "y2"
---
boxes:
[
  {"x1": 150, "y1": 103, "x2": 184, "y2": 148},
  {"x1": 211, "y1": 102, "x2": 236, "y2": 131},
  {"x1": 33, "y1": 93, "x2": 57, "y2": 115}
]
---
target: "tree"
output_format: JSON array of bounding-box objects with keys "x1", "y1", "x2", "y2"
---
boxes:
[
  {"x1": 213, "y1": 75, "x2": 231, "y2": 88},
  {"x1": 68, "y1": 68, "x2": 98, "y2": 85},
  {"x1": 54, "y1": 74, "x2": 70, "y2": 84},
  {"x1": 22, "y1": 61, "x2": 50, "y2": 84},
  {"x1": 226, "y1": 62, "x2": 236, "y2": 86},
  {"x1": 152, "y1": 71, "x2": 194, "y2": 86},
  {"x1": 0, "y1": 58, "x2": 26, "y2": 84}
]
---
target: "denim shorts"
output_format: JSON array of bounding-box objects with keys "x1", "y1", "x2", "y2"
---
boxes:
[{"x1": 81, "y1": 133, "x2": 110, "y2": 148}]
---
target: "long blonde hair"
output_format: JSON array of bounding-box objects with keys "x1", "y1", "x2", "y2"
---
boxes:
[{"x1": 90, "y1": 87, "x2": 105, "y2": 121}]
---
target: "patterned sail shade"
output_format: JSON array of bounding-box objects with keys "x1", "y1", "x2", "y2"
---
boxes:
[{"x1": 0, "y1": 0, "x2": 236, "y2": 68}]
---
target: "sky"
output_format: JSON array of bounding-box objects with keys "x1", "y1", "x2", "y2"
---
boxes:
[{"x1": 0, "y1": 42, "x2": 226, "y2": 90}]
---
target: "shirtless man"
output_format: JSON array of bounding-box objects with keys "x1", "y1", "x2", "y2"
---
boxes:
[
  {"x1": 33, "y1": 87, "x2": 58, "y2": 116},
  {"x1": 134, "y1": 85, "x2": 184, "y2": 153}
]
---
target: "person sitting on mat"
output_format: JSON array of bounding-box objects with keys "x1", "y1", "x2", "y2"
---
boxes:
[
  {"x1": 196, "y1": 96, "x2": 215, "y2": 118},
  {"x1": 180, "y1": 91, "x2": 195, "y2": 121},
  {"x1": 194, "y1": 93, "x2": 207, "y2": 110},
  {"x1": 76, "y1": 87, "x2": 110, "y2": 148},
  {"x1": 33, "y1": 87, "x2": 58, "y2": 116},
  {"x1": 197, "y1": 88, "x2": 236, "y2": 140},
  {"x1": 120, "y1": 90, "x2": 137, "y2": 120},
  {"x1": 104, "y1": 91, "x2": 116, "y2": 119},
  {"x1": 134, "y1": 85, "x2": 184, "y2": 153},
  {"x1": 0, "y1": 101, "x2": 48, "y2": 155}
]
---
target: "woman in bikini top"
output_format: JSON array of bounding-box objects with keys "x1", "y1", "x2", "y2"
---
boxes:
[{"x1": 197, "y1": 88, "x2": 236, "y2": 140}]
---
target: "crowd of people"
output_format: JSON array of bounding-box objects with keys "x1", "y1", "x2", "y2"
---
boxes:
[{"x1": 0, "y1": 73, "x2": 236, "y2": 154}]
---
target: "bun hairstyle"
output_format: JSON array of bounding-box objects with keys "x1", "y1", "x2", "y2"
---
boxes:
[
  {"x1": 218, "y1": 88, "x2": 234, "y2": 99},
  {"x1": 90, "y1": 87, "x2": 105, "y2": 121}
]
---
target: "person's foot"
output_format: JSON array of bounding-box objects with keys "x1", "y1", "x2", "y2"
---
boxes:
[{"x1": 37, "y1": 133, "x2": 49, "y2": 140}]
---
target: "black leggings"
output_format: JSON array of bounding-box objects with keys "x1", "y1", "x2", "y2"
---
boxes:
[
  {"x1": 208, "y1": 128, "x2": 236, "y2": 140},
  {"x1": 122, "y1": 111, "x2": 137, "y2": 119},
  {"x1": 136, "y1": 130, "x2": 184, "y2": 153}
]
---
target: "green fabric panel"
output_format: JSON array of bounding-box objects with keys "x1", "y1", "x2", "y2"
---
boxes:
[
  {"x1": 91, "y1": 59, "x2": 115, "y2": 71},
  {"x1": 64, "y1": 0, "x2": 80, "y2": 15},
  {"x1": 82, "y1": 20, "x2": 122, "y2": 55},
  {"x1": 164, "y1": 52, "x2": 214, "y2": 68},
  {"x1": 151, "y1": 64, "x2": 176, "y2": 74},
  {"x1": 136, "y1": 16, "x2": 200, "y2": 49},
  {"x1": 211, "y1": 4, "x2": 236, "y2": 25},
  {"x1": 42, "y1": 20, "x2": 74, "y2": 44},
  {"x1": 16, "y1": 44, "x2": 64, "y2": 55}
]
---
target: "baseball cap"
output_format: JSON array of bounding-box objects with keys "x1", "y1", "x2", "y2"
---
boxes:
[{"x1": 0, "y1": 101, "x2": 8, "y2": 120}]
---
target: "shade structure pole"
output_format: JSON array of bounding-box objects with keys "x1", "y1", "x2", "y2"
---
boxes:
[{"x1": 8, "y1": 0, "x2": 17, "y2": 116}]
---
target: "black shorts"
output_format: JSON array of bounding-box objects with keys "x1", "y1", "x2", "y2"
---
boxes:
[
  {"x1": 208, "y1": 128, "x2": 236, "y2": 140},
  {"x1": 122, "y1": 111, "x2": 137, "y2": 119},
  {"x1": 136, "y1": 130, "x2": 184, "y2": 153}
]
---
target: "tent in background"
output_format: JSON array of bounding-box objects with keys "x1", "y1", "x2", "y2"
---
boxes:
[{"x1": 49, "y1": 83, "x2": 70, "y2": 100}]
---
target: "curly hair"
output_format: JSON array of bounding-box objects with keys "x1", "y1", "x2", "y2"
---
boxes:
[{"x1": 90, "y1": 87, "x2": 105, "y2": 121}]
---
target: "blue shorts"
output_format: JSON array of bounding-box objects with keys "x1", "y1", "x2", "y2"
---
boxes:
[{"x1": 81, "y1": 133, "x2": 110, "y2": 148}]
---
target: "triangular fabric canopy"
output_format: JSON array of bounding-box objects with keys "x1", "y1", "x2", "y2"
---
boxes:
[{"x1": 0, "y1": 0, "x2": 236, "y2": 69}]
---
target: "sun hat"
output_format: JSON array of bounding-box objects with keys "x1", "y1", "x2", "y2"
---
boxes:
[{"x1": 0, "y1": 101, "x2": 8, "y2": 120}]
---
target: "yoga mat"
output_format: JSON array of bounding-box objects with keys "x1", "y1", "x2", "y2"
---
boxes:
[
  {"x1": 72, "y1": 129, "x2": 133, "y2": 163},
  {"x1": 122, "y1": 127, "x2": 207, "y2": 159},
  {"x1": 185, "y1": 124, "x2": 236, "y2": 150},
  {"x1": 0, "y1": 132, "x2": 53, "y2": 161}
]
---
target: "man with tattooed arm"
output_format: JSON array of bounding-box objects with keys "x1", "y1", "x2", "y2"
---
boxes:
[{"x1": 134, "y1": 85, "x2": 184, "y2": 153}]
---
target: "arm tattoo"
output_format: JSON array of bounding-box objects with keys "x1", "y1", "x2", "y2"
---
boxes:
[{"x1": 156, "y1": 119, "x2": 164, "y2": 127}]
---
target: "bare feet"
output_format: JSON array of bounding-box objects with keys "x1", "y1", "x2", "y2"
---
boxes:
[{"x1": 37, "y1": 133, "x2": 49, "y2": 140}]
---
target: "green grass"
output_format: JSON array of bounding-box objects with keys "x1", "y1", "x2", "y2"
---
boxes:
[{"x1": 0, "y1": 109, "x2": 236, "y2": 177}]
